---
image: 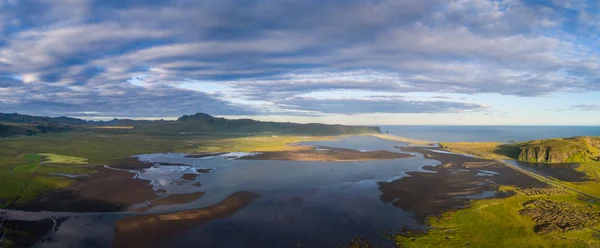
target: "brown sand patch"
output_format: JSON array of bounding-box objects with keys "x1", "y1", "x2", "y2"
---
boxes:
[
  {"x1": 240, "y1": 147, "x2": 412, "y2": 161},
  {"x1": 378, "y1": 147, "x2": 547, "y2": 222},
  {"x1": 114, "y1": 191, "x2": 260, "y2": 248},
  {"x1": 181, "y1": 173, "x2": 198, "y2": 181}
]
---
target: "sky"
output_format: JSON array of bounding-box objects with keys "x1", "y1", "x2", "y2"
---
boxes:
[{"x1": 0, "y1": 0, "x2": 599, "y2": 125}]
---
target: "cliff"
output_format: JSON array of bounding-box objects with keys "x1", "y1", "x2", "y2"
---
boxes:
[{"x1": 515, "y1": 136, "x2": 600, "y2": 163}]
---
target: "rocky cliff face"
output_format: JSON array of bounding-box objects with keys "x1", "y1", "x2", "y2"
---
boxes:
[{"x1": 516, "y1": 136, "x2": 600, "y2": 163}]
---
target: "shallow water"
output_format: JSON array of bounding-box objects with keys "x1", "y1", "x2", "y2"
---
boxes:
[
  {"x1": 2, "y1": 136, "x2": 448, "y2": 247},
  {"x1": 504, "y1": 160, "x2": 588, "y2": 182}
]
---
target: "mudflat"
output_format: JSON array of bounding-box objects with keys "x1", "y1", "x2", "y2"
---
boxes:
[
  {"x1": 13, "y1": 167, "x2": 159, "y2": 212},
  {"x1": 378, "y1": 147, "x2": 547, "y2": 222},
  {"x1": 240, "y1": 146, "x2": 412, "y2": 161},
  {"x1": 134, "y1": 192, "x2": 205, "y2": 212},
  {"x1": 114, "y1": 191, "x2": 260, "y2": 248}
]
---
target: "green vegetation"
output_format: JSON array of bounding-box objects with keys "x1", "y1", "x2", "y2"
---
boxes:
[
  {"x1": 441, "y1": 136, "x2": 600, "y2": 164},
  {"x1": 393, "y1": 187, "x2": 600, "y2": 248},
  {"x1": 515, "y1": 136, "x2": 600, "y2": 163},
  {"x1": 401, "y1": 138, "x2": 600, "y2": 247},
  {"x1": 38, "y1": 153, "x2": 88, "y2": 165},
  {"x1": 0, "y1": 112, "x2": 382, "y2": 138},
  {"x1": 562, "y1": 161, "x2": 600, "y2": 197},
  {"x1": 0, "y1": 130, "x2": 340, "y2": 206},
  {"x1": 439, "y1": 141, "x2": 518, "y2": 160},
  {"x1": 135, "y1": 113, "x2": 381, "y2": 135},
  {"x1": 0, "y1": 123, "x2": 72, "y2": 137},
  {"x1": 0, "y1": 132, "x2": 189, "y2": 206},
  {"x1": 441, "y1": 139, "x2": 600, "y2": 199},
  {"x1": 193, "y1": 135, "x2": 336, "y2": 153}
]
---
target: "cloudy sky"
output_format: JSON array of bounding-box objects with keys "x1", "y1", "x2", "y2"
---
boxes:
[{"x1": 1, "y1": 0, "x2": 599, "y2": 125}]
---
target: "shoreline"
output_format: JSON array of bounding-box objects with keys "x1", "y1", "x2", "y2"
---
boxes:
[
  {"x1": 370, "y1": 134, "x2": 437, "y2": 146},
  {"x1": 379, "y1": 146, "x2": 546, "y2": 222}
]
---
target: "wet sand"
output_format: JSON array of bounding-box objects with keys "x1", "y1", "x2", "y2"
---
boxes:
[
  {"x1": 379, "y1": 147, "x2": 547, "y2": 222},
  {"x1": 240, "y1": 147, "x2": 412, "y2": 161},
  {"x1": 114, "y1": 191, "x2": 260, "y2": 248}
]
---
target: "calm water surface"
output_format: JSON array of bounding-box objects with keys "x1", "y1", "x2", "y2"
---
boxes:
[
  {"x1": 1, "y1": 136, "x2": 443, "y2": 248},
  {"x1": 381, "y1": 125, "x2": 600, "y2": 142}
]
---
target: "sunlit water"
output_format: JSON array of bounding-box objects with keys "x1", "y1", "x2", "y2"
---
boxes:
[{"x1": 381, "y1": 125, "x2": 600, "y2": 142}]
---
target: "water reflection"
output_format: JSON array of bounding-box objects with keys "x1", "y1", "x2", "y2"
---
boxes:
[{"x1": 2, "y1": 136, "x2": 440, "y2": 247}]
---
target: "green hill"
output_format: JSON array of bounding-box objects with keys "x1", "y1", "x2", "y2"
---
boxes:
[
  {"x1": 0, "y1": 123, "x2": 72, "y2": 137},
  {"x1": 0, "y1": 112, "x2": 381, "y2": 137},
  {"x1": 134, "y1": 113, "x2": 381, "y2": 135},
  {"x1": 514, "y1": 136, "x2": 600, "y2": 163},
  {"x1": 0, "y1": 113, "x2": 88, "y2": 125}
]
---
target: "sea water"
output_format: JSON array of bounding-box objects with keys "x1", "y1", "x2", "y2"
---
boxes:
[{"x1": 380, "y1": 125, "x2": 600, "y2": 142}]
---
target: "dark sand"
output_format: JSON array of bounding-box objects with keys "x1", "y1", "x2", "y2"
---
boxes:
[
  {"x1": 240, "y1": 147, "x2": 412, "y2": 161},
  {"x1": 378, "y1": 147, "x2": 548, "y2": 222},
  {"x1": 114, "y1": 191, "x2": 260, "y2": 248}
]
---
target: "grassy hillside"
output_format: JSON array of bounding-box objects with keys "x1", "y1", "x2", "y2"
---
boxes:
[
  {"x1": 0, "y1": 123, "x2": 72, "y2": 137},
  {"x1": 0, "y1": 112, "x2": 382, "y2": 137},
  {"x1": 515, "y1": 136, "x2": 600, "y2": 163},
  {"x1": 134, "y1": 113, "x2": 381, "y2": 135}
]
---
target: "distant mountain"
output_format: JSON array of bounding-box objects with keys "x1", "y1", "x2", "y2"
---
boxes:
[
  {"x1": 0, "y1": 113, "x2": 88, "y2": 125},
  {"x1": 0, "y1": 113, "x2": 153, "y2": 126},
  {"x1": 0, "y1": 112, "x2": 382, "y2": 136},
  {"x1": 137, "y1": 113, "x2": 382, "y2": 135},
  {"x1": 0, "y1": 123, "x2": 72, "y2": 137},
  {"x1": 514, "y1": 136, "x2": 600, "y2": 163}
]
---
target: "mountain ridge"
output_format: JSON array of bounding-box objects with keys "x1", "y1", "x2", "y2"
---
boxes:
[{"x1": 0, "y1": 112, "x2": 381, "y2": 137}]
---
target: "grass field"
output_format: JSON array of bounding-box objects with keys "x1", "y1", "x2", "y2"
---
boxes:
[
  {"x1": 191, "y1": 135, "x2": 337, "y2": 153},
  {"x1": 0, "y1": 132, "x2": 194, "y2": 206},
  {"x1": 38, "y1": 153, "x2": 88, "y2": 164},
  {"x1": 563, "y1": 161, "x2": 600, "y2": 198},
  {"x1": 439, "y1": 142, "x2": 517, "y2": 160},
  {"x1": 394, "y1": 187, "x2": 600, "y2": 248},
  {"x1": 397, "y1": 141, "x2": 600, "y2": 247},
  {"x1": 0, "y1": 132, "x2": 337, "y2": 207}
]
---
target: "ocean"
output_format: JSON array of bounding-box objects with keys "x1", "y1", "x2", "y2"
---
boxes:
[{"x1": 380, "y1": 125, "x2": 600, "y2": 142}]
